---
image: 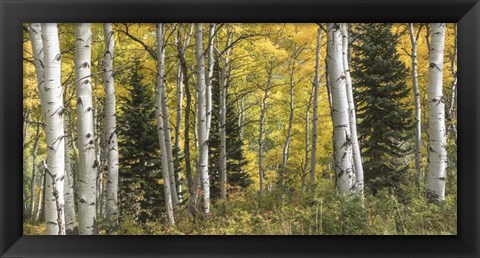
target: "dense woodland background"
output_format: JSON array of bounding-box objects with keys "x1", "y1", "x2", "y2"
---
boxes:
[{"x1": 23, "y1": 23, "x2": 457, "y2": 235}]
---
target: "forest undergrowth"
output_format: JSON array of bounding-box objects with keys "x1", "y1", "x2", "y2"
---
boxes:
[{"x1": 25, "y1": 178, "x2": 456, "y2": 235}]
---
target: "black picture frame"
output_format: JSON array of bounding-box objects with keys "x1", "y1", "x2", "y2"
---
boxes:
[{"x1": 1, "y1": 0, "x2": 479, "y2": 257}]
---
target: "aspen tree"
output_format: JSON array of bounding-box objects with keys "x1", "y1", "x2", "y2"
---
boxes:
[
  {"x1": 102, "y1": 23, "x2": 120, "y2": 224},
  {"x1": 326, "y1": 23, "x2": 354, "y2": 194},
  {"x1": 75, "y1": 23, "x2": 97, "y2": 234},
  {"x1": 157, "y1": 24, "x2": 178, "y2": 205},
  {"x1": 40, "y1": 23, "x2": 67, "y2": 235},
  {"x1": 341, "y1": 23, "x2": 363, "y2": 194},
  {"x1": 426, "y1": 23, "x2": 447, "y2": 202},
  {"x1": 310, "y1": 26, "x2": 322, "y2": 190},
  {"x1": 195, "y1": 23, "x2": 211, "y2": 213},
  {"x1": 409, "y1": 23, "x2": 423, "y2": 184},
  {"x1": 155, "y1": 23, "x2": 175, "y2": 224}
]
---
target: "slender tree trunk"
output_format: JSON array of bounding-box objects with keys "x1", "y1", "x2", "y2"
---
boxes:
[
  {"x1": 102, "y1": 23, "x2": 120, "y2": 226},
  {"x1": 302, "y1": 86, "x2": 314, "y2": 195},
  {"x1": 174, "y1": 53, "x2": 184, "y2": 153},
  {"x1": 93, "y1": 94, "x2": 105, "y2": 219},
  {"x1": 446, "y1": 24, "x2": 457, "y2": 139},
  {"x1": 176, "y1": 27, "x2": 194, "y2": 196},
  {"x1": 173, "y1": 29, "x2": 185, "y2": 201},
  {"x1": 259, "y1": 65, "x2": 273, "y2": 194},
  {"x1": 35, "y1": 168, "x2": 45, "y2": 222},
  {"x1": 341, "y1": 23, "x2": 363, "y2": 195},
  {"x1": 155, "y1": 23, "x2": 175, "y2": 225},
  {"x1": 409, "y1": 23, "x2": 423, "y2": 185},
  {"x1": 29, "y1": 124, "x2": 41, "y2": 218},
  {"x1": 195, "y1": 23, "x2": 211, "y2": 214},
  {"x1": 310, "y1": 27, "x2": 322, "y2": 190},
  {"x1": 74, "y1": 23, "x2": 97, "y2": 235},
  {"x1": 206, "y1": 23, "x2": 216, "y2": 140},
  {"x1": 426, "y1": 23, "x2": 447, "y2": 202},
  {"x1": 23, "y1": 111, "x2": 31, "y2": 148},
  {"x1": 218, "y1": 32, "x2": 232, "y2": 201},
  {"x1": 281, "y1": 69, "x2": 295, "y2": 188},
  {"x1": 174, "y1": 63, "x2": 184, "y2": 203},
  {"x1": 39, "y1": 23, "x2": 66, "y2": 235},
  {"x1": 156, "y1": 24, "x2": 179, "y2": 206},
  {"x1": 27, "y1": 23, "x2": 46, "y2": 219},
  {"x1": 63, "y1": 120, "x2": 77, "y2": 235},
  {"x1": 326, "y1": 23, "x2": 354, "y2": 194},
  {"x1": 219, "y1": 62, "x2": 228, "y2": 200}
]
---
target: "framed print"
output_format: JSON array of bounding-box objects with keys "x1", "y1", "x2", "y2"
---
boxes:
[{"x1": 1, "y1": 0, "x2": 479, "y2": 257}]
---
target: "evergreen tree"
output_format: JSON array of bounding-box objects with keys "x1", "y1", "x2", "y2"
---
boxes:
[
  {"x1": 351, "y1": 23, "x2": 414, "y2": 196},
  {"x1": 117, "y1": 61, "x2": 165, "y2": 223},
  {"x1": 209, "y1": 64, "x2": 251, "y2": 200}
]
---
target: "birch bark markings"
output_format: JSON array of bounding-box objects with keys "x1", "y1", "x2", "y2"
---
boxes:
[
  {"x1": 63, "y1": 126, "x2": 77, "y2": 234},
  {"x1": 340, "y1": 24, "x2": 363, "y2": 194},
  {"x1": 102, "y1": 23, "x2": 120, "y2": 224},
  {"x1": 446, "y1": 25, "x2": 457, "y2": 139},
  {"x1": 155, "y1": 23, "x2": 175, "y2": 224},
  {"x1": 157, "y1": 24, "x2": 179, "y2": 206},
  {"x1": 409, "y1": 23, "x2": 423, "y2": 184},
  {"x1": 426, "y1": 23, "x2": 447, "y2": 202},
  {"x1": 75, "y1": 23, "x2": 97, "y2": 235},
  {"x1": 195, "y1": 23, "x2": 211, "y2": 214},
  {"x1": 326, "y1": 23, "x2": 354, "y2": 194},
  {"x1": 206, "y1": 23, "x2": 216, "y2": 139},
  {"x1": 40, "y1": 23, "x2": 66, "y2": 235}
]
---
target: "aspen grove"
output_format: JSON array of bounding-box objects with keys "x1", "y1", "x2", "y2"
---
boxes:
[{"x1": 23, "y1": 23, "x2": 457, "y2": 235}]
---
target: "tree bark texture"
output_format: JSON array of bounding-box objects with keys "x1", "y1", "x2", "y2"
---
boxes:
[
  {"x1": 426, "y1": 23, "x2": 447, "y2": 202},
  {"x1": 155, "y1": 23, "x2": 176, "y2": 225},
  {"x1": 74, "y1": 23, "x2": 97, "y2": 235},
  {"x1": 326, "y1": 23, "x2": 355, "y2": 194}
]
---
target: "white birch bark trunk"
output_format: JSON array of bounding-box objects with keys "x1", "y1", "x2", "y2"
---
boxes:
[
  {"x1": 176, "y1": 26, "x2": 195, "y2": 196},
  {"x1": 156, "y1": 23, "x2": 179, "y2": 206},
  {"x1": 174, "y1": 30, "x2": 184, "y2": 152},
  {"x1": 195, "y1": 23, "x2": 211, "y2": 214},
  {"x1": 206, "y1": 23, "x2": 216, "y2": 140},
  {"x1": 326, "y1": 23, "x2": 354, "y2": 194},
  {"x1": 174, "y1": 63, "x2": 184, "y2": 202},
  {"x1": 29, "y1": 124, "x2": 41, "y2": 218},
  {"x1": 218, "y1": 33, "x2": 232, "y2": 201},
  {"x1": 63, "y1": 123, "x2": 77, "y2": 234},
  {"x1": 219, "y1": 61, "x2": 227, "y2": 200},
  {"x1": 102, "y1": 23, "x2": 120, "y2": 224},
  {"x1": 426, "y1": 23, "x2": 447, "y2": 202},
  {"x1": 302, "y1": 89, "x2": 313, "y2": 195},
  {"x1": 281, "y1": 68, "x2": 295, "y2": 187},
  {"x1": 341, "y1": 23, "x2": 363, "y2": 195},
  {"x1": 40, "y1": 23, "x2": 66, "y2": 235},
  {"x1": 155, "y1": 23, "x2": 176, "y2": 224},
  {"x1": 409, "y1": 23, "x2": 423, "y2": 184},
  {"x1": 74, "y1": 23, "x2": 97, "y2": 234},
  {"x1": 258, "y1": 67, "x2": 272, "y2": 194},
  {"x1": 446, "y1": 25, "x2": 457, "y2": 138},
  {"x1": 310, "y1": 27, "x2": 322, "y2": 189}
]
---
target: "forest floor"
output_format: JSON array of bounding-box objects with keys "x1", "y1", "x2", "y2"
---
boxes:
[{"x1": 24, "y1": 180, "x2": 457, "y2": 235}]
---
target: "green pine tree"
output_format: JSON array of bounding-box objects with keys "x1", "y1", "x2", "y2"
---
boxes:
[
  {"x1": 208, "y1": 64, "x2": 251, "y2": 201},
  {"x1": 117, "y1": 61, "x2": 165, "y2": 223},
  {"x1": 351, "y1": 23, "x2": 414, "y2": 196}
]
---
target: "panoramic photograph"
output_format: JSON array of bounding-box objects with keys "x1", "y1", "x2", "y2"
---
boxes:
[{"x1": 22, "y1": 23, "x2": 457, "y2": 235}]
